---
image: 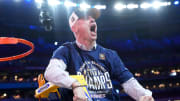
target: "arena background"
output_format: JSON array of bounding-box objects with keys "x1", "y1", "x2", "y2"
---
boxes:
[{"x1": 0, "y1": 0, "x2": 179, "y2": 100}]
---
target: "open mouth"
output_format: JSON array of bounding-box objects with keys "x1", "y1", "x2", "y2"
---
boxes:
[{"x1": 90, "y1": 25, "x2": 96, "y2": 33}]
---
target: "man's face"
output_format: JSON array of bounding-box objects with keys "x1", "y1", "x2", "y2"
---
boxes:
[{"x1": 75, "y1": 16, "x2": 97, "y2": 41}]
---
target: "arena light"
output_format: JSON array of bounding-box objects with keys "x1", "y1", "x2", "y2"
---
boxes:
[
  {"x1": 3, "y1": 93, "x2": 7, "y2": 97},
  {"x1": 2, "y1": 75, "x2": 7, "y2": 80},
  {"x1": 94, "y1": 5, "x2": 106, "y2": 10},
  {"x1": 115, "y1": 89, "x2": 119, "y2": 94},
  {"x1": 161, "y1": 2, "x2": 171, "y2": 6},
  {"x1": 48, "y1": 0, "x2": 61, "y2": 6},
  {"x1": 18, "y1": 77, "x2": 24, "y2": 82},
  {"x1": 177, "y1": 69, "x2": 180, "y2": 72},
  {"x1": 127, "y1": 4, "x2": 139, "y2": 9},
  {"x1": 80, "y1": 2, "x2": 91, "y2": 10},
  {"x1": 145, "y1": 85, "x2": 149, "y2": 89},
  {"x1": 167, "y1": 2, "x2": 171, "y2": 6},
  {"x1": 35, "y1": 0, "x2": 43, "y2": 4},
  {"x1": 159, "y1": 84, "x2": 165, "y2": 88},
  {"x1": 154, "y1": 71, "x2": 160, "y2": 75},
  {"x1": 14, "y1": 75, "x2": 18, "y2": 81},
  {"x1": 25, "y1": 0, "x2": 31, "y2": 3},
  {"x1": 170, "y1": 69, "x2": 177, "y2": 76},
  {"x1": 114, "y1": 3, "x2": 126, "y2": 10},
  {"x1": 170, "y1": 72, "x2": 177, "y2": 76},
  {"x1": 64, "y1": 1, "x2": 77, "y2": 7},
  {"x1": 152, "y1": 1, "x2": 162, "y2": 8},
  {"x1": 153, "y1": 85, "x2": 156, "y2": 88},
  {"x1": 54, "y1": 41, "x2": 58, "y2": 46},
  {"x1": 35, "y1": 0, "x2": 43, "y2": 9},
  {"x1": 14, "y1": 0, "x2": 21, "y2": 2},
  {"x1": 169, "y1": 83, "x2": 172, "y2": 87},
  {"x1": 140, "y1": 3, "x2": 152, "y2": 9},
  {"x1": 33, "y1": 77, "x2": 38, "y2": 81},
  {"x1": 135, "y1": 73, "x2": 141, "y2": 77},
  {"x1": 0, "y1": 93, "x2": 7, "y2": 99},
  {"x1": 174, "y1": 0, "x2": 179, "y2": 5},
  {"x1": 13, "y1": 94, "x2": 21, "y2": 99},
  {"x1": 152, "y1": 1, "x2": 170, "y2": 9}
]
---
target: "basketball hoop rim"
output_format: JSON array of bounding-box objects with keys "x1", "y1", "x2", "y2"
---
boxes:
[{"x1": 0, "y1": 37, "x2": 34, "y2": 62}]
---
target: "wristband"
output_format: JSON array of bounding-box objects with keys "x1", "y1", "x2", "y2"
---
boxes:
[
  {"x1": 0, "y1": 37, "x2": 34, "y2": 62},
  {"x1": 72, "y1": 81, "x2": 86, "y2": 90},
  {"x1": 72, "y1": 85, "x2": 86, "y2": 90}
]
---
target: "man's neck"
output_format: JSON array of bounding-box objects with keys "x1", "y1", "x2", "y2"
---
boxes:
[{"x1": 76, "y1": 40, "x2": 96, "y2": 51}]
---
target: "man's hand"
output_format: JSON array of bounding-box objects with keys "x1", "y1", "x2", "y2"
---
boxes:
[
  {"x1": 72, "y1": 81, "x2": 87, "y2": 101},
  {"x1": 139, "y1": 96, "x2": 154, "y2": 101}
]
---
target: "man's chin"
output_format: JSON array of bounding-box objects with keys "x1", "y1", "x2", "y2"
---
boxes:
[
  {"x1": 91, "y1": 32, "x2": 97, "y2": 38},
  {"x1": 91, "y1": 36, "x2": 97, "y2": 41}
]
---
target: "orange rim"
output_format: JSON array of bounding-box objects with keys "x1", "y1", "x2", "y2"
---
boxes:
[{"x1": 0, "y1": 37, "x2": 34, "y2": 62}]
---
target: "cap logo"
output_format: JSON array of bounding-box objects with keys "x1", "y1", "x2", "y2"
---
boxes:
[
  {"x1": 69, "y1": 12, "x2": 79, "y2": 28},
  {"x1": 71, "y1": 16, "x2": 75, "y2": 22}
]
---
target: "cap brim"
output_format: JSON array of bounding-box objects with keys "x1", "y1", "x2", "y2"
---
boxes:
[{"x1": 75, "y1": 8, "x2": 101, "y2": 20}]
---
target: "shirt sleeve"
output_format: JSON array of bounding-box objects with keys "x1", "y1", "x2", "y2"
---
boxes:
[
  {"x1": 52, "y1": 45, "x2": 69, "y2": 65},
  {"x1": 110, "y1": 51, "x2": 133, "y2": 84},
  {"x1": 122, "y1": 77, "x2": 152, "y2": 101},
  {"x1": 44, "y1": 45, "x2": 76, "y2": 88},
  {"x1": 44, "y1": 59, "x2": 76, "y2": 88}
]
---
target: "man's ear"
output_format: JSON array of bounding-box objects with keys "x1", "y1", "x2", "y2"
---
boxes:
[{"x1": 71, "y1": 24, "x2": 78, "y2": 33}]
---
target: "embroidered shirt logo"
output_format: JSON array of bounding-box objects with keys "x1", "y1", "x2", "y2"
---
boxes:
[{"x1": 99, "y1": 53, "x2": 105, "y2": 60}]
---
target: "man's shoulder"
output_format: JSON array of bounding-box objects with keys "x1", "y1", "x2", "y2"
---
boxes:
[
  {"x1": 62, "y1": 41, "x2": 74, "y2": 47},
  {"x1": 54, "y1": 42, "x2": 74, "y2": 52},
  {"x1": 98, "y1": 44, "x2": 116, "y2": 54}
]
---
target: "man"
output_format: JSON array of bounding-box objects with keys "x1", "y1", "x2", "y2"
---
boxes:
[{"x1": 44, "y1": 8, "x2": 154, "y2": 101}]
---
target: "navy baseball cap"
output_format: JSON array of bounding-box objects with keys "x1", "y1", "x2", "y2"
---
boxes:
[{"x1": 69, "y1": 8, "x2": 100, "y2": 28}]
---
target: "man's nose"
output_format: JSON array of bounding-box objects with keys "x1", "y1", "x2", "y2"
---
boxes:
[{"x1": 88, "y1": 16, "x2": 95, "y2": 23}]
